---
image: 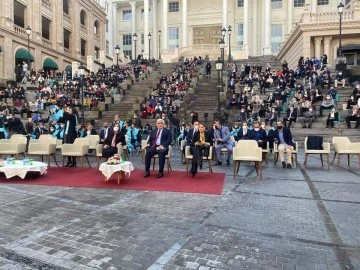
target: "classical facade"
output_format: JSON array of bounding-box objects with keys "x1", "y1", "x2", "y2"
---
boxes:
[
  {"x1": 0, "y1": 0, "x2": 109, "y2": 82},
  {"x1": 278, "y1": 0, "x2": 360, "y2": 69},
  {"x1": 112, "y1": 0, "x2": 355, "y2": 63}
]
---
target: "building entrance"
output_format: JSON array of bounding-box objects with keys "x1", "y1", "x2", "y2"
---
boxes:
[{"x1": 193, "y1": 26, "x2": 222, "y2": 45}]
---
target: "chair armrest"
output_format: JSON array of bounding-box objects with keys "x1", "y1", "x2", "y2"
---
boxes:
[
  {"x1": 0, "y1": 144, "x2": 16, "y2": 151},
  {"x1": 323, "y1": 142, "x2": 331, "y2": 152},
  {"x1": 350, "y1": 143, "x2": 360, "y2": 152},
  {"x1": 96, "y1": 144, "x2": 103, "y2": 155},
  {"x1": 0, "y1": 139, "x2": 11, "y2": 144},
  {"x1": 62, "y1": 143, "x2": 75, "y2": 154},
  {"x1": 333, "y1": 142, "x2": 339, "y2": 152}
]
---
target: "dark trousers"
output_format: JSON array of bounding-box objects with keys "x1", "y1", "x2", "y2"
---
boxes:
[
  {"x1": 190, "y1": 146, "x2": 209, "y2": 173},
  {"x1": 320, "y1": 105, "x2": 334, "y2": 116},
  {"x1": 346, "y1": 116, "x2": 360, "y2": 128},
  {"x1": 145, "y1": 147, "x2": 167, "y2": 173},
  {"x1": 283, "y1": 118, "x2": 296, "y2": 128},
  {"x1": 326, "y1": 119, "x2": 335, "y2": 127}
]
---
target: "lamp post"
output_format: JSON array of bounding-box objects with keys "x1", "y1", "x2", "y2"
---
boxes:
[
  {"x1": 215, "y1": 58, "x2": 223, "y2": 117},
  {"x1": 25, "y1": 26, "x2": 31, "y2": 67},
  {"x1": 219, "y1": 39, "x2": 225, "y2": 65},
  {"x1": 133, "y1": 33, "x2": 138, "y2": 61},
  {"x1": 215, "y1": 57, "x2": 223, "y2": 86},
  {"x1": 115, "y1": 45, "x2": 120, "y2": 67},
  {"x1": 221, "y1": 27, "x2": 226, "y2": 41},
  {"x1": 148, "y1": 33, "x2": 151, "y2": 61},
  {"x1": 158, "y1": 30, "x2": 161, "y2": 59},
  {"x1": 337, "y1": 2, "x2": 344, "y2": 58},
  {"x1": 227, "y1": 25, "x2": 232, "y2": 62},
  {"x1": 78, "y1": 64, "x2": 86, "y2": 125}
]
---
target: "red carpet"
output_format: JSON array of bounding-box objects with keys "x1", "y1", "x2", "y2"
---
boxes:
[{"x1": 0, "y1": 167, "x2": 225, "y2": 195}]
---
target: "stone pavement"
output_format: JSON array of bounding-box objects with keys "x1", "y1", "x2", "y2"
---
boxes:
[{"x1": 0, "y1": 147, "x2": 359, "y2": 270}]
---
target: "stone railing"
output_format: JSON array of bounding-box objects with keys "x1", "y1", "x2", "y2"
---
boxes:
[
  {"x1": 42, "y1": 37, "x2": 52, "y2": 48},
  {"x1": 14, "y1": 25, "x2": 27, "y2": 37},
  {"x1": 63, "y1": 13, "x2": 71, "y2": 22},
  {"x1": 41, "y1": 0, "x2": 52, "y2": 10},
  {"x1": 308, "y1": 10, "x2": 354, "y2": 23}
]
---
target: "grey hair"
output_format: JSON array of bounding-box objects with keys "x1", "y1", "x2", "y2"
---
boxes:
[{"x1": 156, "y1": 119, "x2": 165, "y2": 124}]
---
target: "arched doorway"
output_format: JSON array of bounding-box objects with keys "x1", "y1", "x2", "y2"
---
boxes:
[
  {"x1": 43, "y1": 58, "x2": 58, "y2": 72},
  {"x1": 15, "y1": 48, "x2": 34, "y2": 66}
]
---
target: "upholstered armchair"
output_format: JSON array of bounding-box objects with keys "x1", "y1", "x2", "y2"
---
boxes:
[
  {"x1": 233, "y1": 140, "x2": 262, "y2": 179},
  {"x1": 332, "y1": 137, "x2": 360, "y2": 166},
  {"x1": 185, "y1": 145, "x2": 213, "y2": 174}
]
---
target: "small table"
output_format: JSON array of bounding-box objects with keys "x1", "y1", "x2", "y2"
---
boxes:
[
  {"x1": 99, "y1": 161, "x2": 134, "y2": 184},
  {"x1": 0, "y1": 161, "x2": 48, "y2": 179}
]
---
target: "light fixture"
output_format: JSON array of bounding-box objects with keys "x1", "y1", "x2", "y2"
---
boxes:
[
  {"x1": 215, "y1": 58, "x2": 223, "y2": 71},
  {"x1": 78, "y1": 64, "x2": 86, "y2": 76},
  {"x1": 148, "y1": 33, "x2": 151, "y2": 40},
  {"x1": 221, "y1": 27, "x2": 226, "y2": 38},
  {"x1": 115, "y1": 45, "x2": 120, "y2": 55},
  {"x1": 133, "y1": 33, "x2": 138, "y2": 41},
  {"x1": 26, "y1": 26, "x2": 32, "y2": 36},
  {"x1": 338, "y1": 2, "x2": 344, "y2": 14},
  {"x1": 219, "y1": 39, "x2": 225, "y2": 50}
]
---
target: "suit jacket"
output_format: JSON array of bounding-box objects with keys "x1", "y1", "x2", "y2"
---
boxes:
[
  {"x1": 265, "y1": 129, "x2": 275, "y2": 143},
  {"x1": 147, "y1": 128, "x2": 172, "y2": 149},
  {"x1": 274, "y1": 127, "x2": 295, "y2": 147},
  {"x1": 213, "y1": 126, "x2": 232, "y2": 146},
  {"x1": 103, "y1": 132, "x2": 126, "y2": 147},
  {"x1": 191, "y1": 131, "x2": 212, "y2": 147},
  {"x1": 286, "y1": 109, "x2": 298, "y2": 120},
  {"x1": 185, "y1": 128, "x2": 196, "y2": 144},
  {"x1": 236, "y1": 128, "x2": 251, "y2": 140},
  {"x1": 248, "y1": 129, "x2": 267, "y2": 142},
  {"x1": 83, "y1": 129, "x2": 97, "y2": 137},
  {"x1": 62, "y1": 112, "x2": 78, "y2": 143},
  {"x1": 99, "y1": 127, "x2": 112, "y2": 142}
]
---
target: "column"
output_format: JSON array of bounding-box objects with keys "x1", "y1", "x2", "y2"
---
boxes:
[
  {"x1": 287, "y1": 0, "x2": 293, "y2": 34},
  {"x1": 152, "y1": 0, "x2": 158, "y2": 58},
  {"x1": 323, "y1": 37, "x2": 332, "y2": 65},
  {"x1": 252, "y1": 0, "x2": 258, "y2": 55},
  {"x1": 130, "y1": 1, "x2": 137, "y2": 59},
  {"x1": 314, "y1": 37, "x2": 323, "y2": 58},
  {"x1": 263, "y1": 0, "x2": 272, "y2": 55},
  {"x1": 112, "y1": 4, "x2": 117, "y2": 57},
  {"x1": 162, "y1": 0, "x2": 168, "y2": 50},
  {"x1": 182, "y1": 0, "x2": 187, "y2": 47},
  {"x1": 243, "y1": 0, "x2": 249, "y2": 45},
  {"x1": 311, "y1": 0, "x2": 317, "y2": 13},
  {"x1": 144, "y1": 0, "x2": 149, "y2": 55},
  {"x1": 222, "y1": 0, "x2": 227, "y2": 45}
]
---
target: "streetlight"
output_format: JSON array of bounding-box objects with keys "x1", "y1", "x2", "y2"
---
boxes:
[
  {"x1": 133, "y1": 33, "x2": 138, "y2": 61},
  {"x1": 25, "y1": 26, "x2": 32, "y2": 68},
  {"x1": 221, "y1": 27, "x2": 226, "y2": 41},
  {"x1": 115, "y1": 45, "x2": 120, "y2": 67},
  {"x1": 78, "y1": 64, "x2": 86, "y2": 125},
  {"x1": 148, "y1": 33, "x2": 151, "y2": 61},
  {"x1": 219, "y1": 39, "x2": 225, "y2": 64},
  {"x1": 158, "y1": 30, "x2": 161, "y2": 59},
  {"x1": 227, "y1": 25, "x2": 232, "y2": 62},
  {"x1": 337, "y1": 2, "x2": 344, "y2": 58},
  {"x1": 215, "y1": 57, "x2": 223, "y2": 86}
]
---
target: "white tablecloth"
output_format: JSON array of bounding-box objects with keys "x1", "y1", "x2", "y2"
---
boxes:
[
  {"x1": 99, "y1": 161, "x2": 134, "y2": 180},
  {"x1": 0, "y1": 161, "x2": 48, "y2": 179}
]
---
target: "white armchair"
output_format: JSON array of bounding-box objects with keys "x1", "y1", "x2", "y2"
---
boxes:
[
  {"x1": 28, "y1": 138, "x2": 58, "y2": 167},
  {"x1": 62, "y1": 138, "x2": 90, "y2": 167},
  {"x1": 274, "y1": 142, "x2": 299, "y2": 168},
  {"x1": 304, "y1": 137, "x2": 331, "y2": 169},
  {"x1": 332, "y1": 137, "x2": 360, "y2": 166},
  {"x1": 150, "y1": 145, "x2": 173, "y2": 172},
  {"x1": 88, "y1": 135, "x2": 99, "y2": 154},
  {"x1": 0, "y1": 135, "x2": 27, "y2": 158},
  {"x1": 233, "y1": 140, "x2": 262, "y2": 179},
  {"x1": 185, "y1": 145, "x2": 213, "y2": 174}
]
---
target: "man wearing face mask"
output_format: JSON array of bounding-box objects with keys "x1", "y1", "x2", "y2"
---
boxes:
[
  {"x1": 236, "y1": 122, "x2": 250, "y2": 141},
  {"x1": 4, "y1": 113, "x2": 24, "y2": 136},
  {"x1": 264, "y1": 123, "x2": 275, "y2": 152},
  {"x1": 182, "y1": 120, "x2": 200, "y2": 164},
  {"x1": 299, "y1": 106, "x2": 316, "y2": 128},
  {"x1": 345, "y1": 105, "x2": 360, "y2": 129},
  {"x1": 99, "y1": 122, "x2": 112, "y2": 144},
  {"x1": 248, "y1": 122, "x2": 267, "y2": 149},
  {"x1": 265, "y1": 107, "x2": 277, "y2": 127},
  {"x1": 334, "y1": 71, "x2": 345, "y2": 88},
  {"x1": 274, "y1": 121, "x2": 295, "y2": 169},
  {"x1": 347, "y1": 96, "x2": 357, "y2": 109},
  {"x1": 213, "y1": 120, "x2": 233, "y2": 166},
  {"x1": 102, "y1": 123, "x2": 126, "y2": 157},
  {"x1": 319, "y1": 95, "x2": 335, "y2": 116}
]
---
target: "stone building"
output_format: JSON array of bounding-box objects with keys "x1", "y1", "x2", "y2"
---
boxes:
[
  {"x1": 113, "y1": 0, "x2": 359, "y2": 63},
  {"x1": 0, "y1": 0, "x2": 109, "y2": 82}
]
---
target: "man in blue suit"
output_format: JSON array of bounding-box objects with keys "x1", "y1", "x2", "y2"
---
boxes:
[
  {"x1": 274, "y1": 120, "x2": 295, "y2": 169},
  {"x1": 213, "y1": 120, "x2": 233, "y2": 165},
  {"x1": 144, "y1": 119, "x2": 172, "y2": 178}
]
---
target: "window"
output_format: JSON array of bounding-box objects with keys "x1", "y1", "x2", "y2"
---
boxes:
[
  {"x1": 106, "y1": 41, "x2": 109, "y2": 55},
  {"x1": 123, "y1": 34, "x2": 132, "y2": 58},
  {"x1": 94, "y1": 21, "x2": 99, "y2": 35},
  {"x1": 237, "y1": 0, "x2": 244, "y2": 7},
  {"x1": 63, "y1": 29, "x2": 70, "y2": 49},
  {"x1": 42, "y1": 16, "x2": 51, "y2": 40},
  {"x1": 317, "y1": 0, "x2": 329, "y2": 5},
  {"x1": 237, "y1": 23, "x2": 244, "y2": 46},
  {"x1": 122, "y1": 10, "x2": 132, "y2": 20},
  {"x1": 94, "y1": 46, "x2": 100, "y2": 59},
  {"x1": 271, "y1": 0, "x2": 282, "y2": 9},
  {"x1": 80, "y1": 10, "x2": 86, "y2": 26},
  {"x1": 81, "y1": 39, "x2": 87, "y2": 56},
  {"x1": 106, "y1": 22, "x2": 108, "y2": 33},
  {"x1": 141, "y1": 9, "x2": 152, "y2": 19},
  {"x1": 168, "y1": 27, "x2": 179, "y2": 49},
  {"x1": 14, "y1": 0, "x2": 26, "y2": 28},
  {"x1": 63, "y1": 0, "x2": 69, "y2": 14},
  {"x1": 169, "y1": 2, "x2": 179, "y2": 12},
  {"x1": 271, "y1": 24, "x2": 282, "y2": 54},
  {"x1": 293, "y1": 0, "x2": 305, "y2": 7}
]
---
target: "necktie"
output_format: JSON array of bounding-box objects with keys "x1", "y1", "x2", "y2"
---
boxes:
[
  {"x1": 219, "y1": 128, "x2": 223, "y2": 139},
  {"x1": 152, "y1": 129, "x2": 161, "y2": 147}
]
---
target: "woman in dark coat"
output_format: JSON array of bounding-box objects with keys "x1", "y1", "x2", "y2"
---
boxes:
[
  {"x1": 190, "y1": 123, "x2": 212, "y2": 177},
  {"x1": 63, "y1": 106, "x2": 79, "y2": 167},
  {"x1": 102, "y1": 123, "x2": 126, "y2": 158}
]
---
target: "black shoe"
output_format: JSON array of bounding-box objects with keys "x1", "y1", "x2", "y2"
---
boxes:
[
  {"x1": 64, "y1": 162, "x2": 71, "y2": 167},
  {"x1": 199, "y1": 163, "x2": 203, "y2": 170},
  {"x1": 215, "y1": 161, "x2": 222, "y2": 166},
  {"x1": 308, "y1": 126, "x2": 311, "y2": 129},
  {"x1": 287, "y1": 163, "x2": 292, "y2": 169},
  {"x1": 282, "y1": 161, "x2": 286, "y2": 168},
  {"x1": 156, "y1": 172, "x2": 164, "y2": 178},
  {"x1": 69, "y1": 163, "x2": 77, "y2": 168},
  {"x1": 226, "y1": 159, "x2": 230, "y2": 166},
  {"x1": 144, "y1": 171, "x2": 150, "y2": 178},
  {"x1": 302, "y1": 126, "x2": 306, "y2": 128}
]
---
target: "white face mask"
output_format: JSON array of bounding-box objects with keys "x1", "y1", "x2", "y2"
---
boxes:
[
  {"x1": 261, "y1": 124, "x2": 265, "y2": 129},
  {"x1": 194, "y1": 125, "x2": 199, "y2": 130},
  {"x1": 242, "y1": 126, "x2": 247, "y2": 129},
  {"x1": 254, "y1": 128, "x2": 260, "y2": 132},
  {"x1": 113, "y1": 127, "x2": 119, "y2": 132}
]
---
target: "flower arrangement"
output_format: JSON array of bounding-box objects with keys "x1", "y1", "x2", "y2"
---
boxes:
[{"x1": 107, "y1": 155, "x2": 121, "y2": 165}]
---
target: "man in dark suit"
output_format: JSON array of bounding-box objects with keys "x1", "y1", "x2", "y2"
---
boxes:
[
  {"x1": 144, "y1": 119, "x2": 172, "y2": 178},
  {"x1": 248, "y1": 122, "x2": 267, "y2": 149},
  {"x1": 99, "y1": 122, "x2": 112, "y2": 144},
  {"x1": 236, "y1": 122, "x2": 250, "y2": 141},
  {"x1": 182, "y1": 120, "x2": 199, "y2": 164},
  {"x1": 274, "y1": 120, "x2": 295, "y2": 169},
  {"x1": 283, "y1": 106, "x2": 297, "y2": 128}
]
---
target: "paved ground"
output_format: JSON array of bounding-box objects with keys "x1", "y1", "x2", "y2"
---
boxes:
[{"x1": 0, "y1": 147, "x2": 359, "y2": 270}]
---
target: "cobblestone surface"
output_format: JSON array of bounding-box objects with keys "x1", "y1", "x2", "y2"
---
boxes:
[{"x1": 0, "y1": 151, "x2": 359, "y2": 269}]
